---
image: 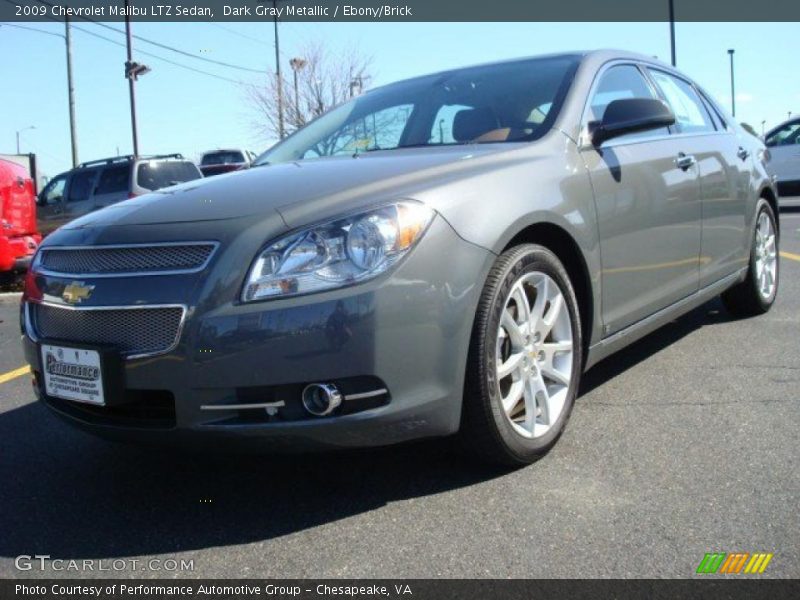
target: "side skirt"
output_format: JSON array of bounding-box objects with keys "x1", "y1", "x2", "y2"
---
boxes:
[{"x1": 584, "y1": 268, "x2": 747, "y2": 371}]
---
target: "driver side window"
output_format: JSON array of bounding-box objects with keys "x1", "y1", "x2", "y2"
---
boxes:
[
  {"x1": 766, "y1": 122, "x2": 800, "y2": 147},
  {"x1": 590, "y1": 65, "x2": 669, "y2": 142},
  {"x1": 42, "y1": 175, "x2": 67, "y2": 205}
]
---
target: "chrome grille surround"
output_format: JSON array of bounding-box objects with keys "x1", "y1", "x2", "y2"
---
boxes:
[
  {"x1": 26, "y1": 302, "x2": 187, "y2": 359},
  {"x1": 36, "y1": 242, "x2": 218, "y2": 277}
]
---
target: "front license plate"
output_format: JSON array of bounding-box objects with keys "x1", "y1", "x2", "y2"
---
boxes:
[{"x1": 40, "y1": 344, "x2": 105, "y2": 405}]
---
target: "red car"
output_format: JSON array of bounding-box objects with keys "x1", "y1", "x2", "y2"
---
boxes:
[{"x1": 0, "y1": 159, "x2": 41, "y2": 277}]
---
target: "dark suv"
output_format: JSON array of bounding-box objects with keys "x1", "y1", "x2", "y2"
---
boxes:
[{"x1": 37, "y1": 154, "x2": 203, "y2": 235}]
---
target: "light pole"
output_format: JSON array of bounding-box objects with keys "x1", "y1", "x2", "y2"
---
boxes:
[
  {"x1": 65, "y1": 16, "x2": 79, "y2": 166},
  {"x1": 727, "y1": 49, "x2": 736, "y2": 117},
  {"x1": 289, "y1": 57, "x2": 307, "y2": 127},
  {"x1": 761, "y1": 120, "x2": 766, "y2": 137},
  {"x1": 124, "y1": 0, "x2": 151, "y2": 157},
  {"x1": 16, "y1": 126, "x2": 35, "y2": 154},
  {"x1": 668, "y1": 0, "x2": 676, "y2": 66}
]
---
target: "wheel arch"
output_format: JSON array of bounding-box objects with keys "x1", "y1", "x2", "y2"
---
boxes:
[
  {"x1": 502, "y1": 222, "x2": 595, "y2": 357},
  {"x1": 759, "y1": 185, "x2": 780, "y2": 236}
]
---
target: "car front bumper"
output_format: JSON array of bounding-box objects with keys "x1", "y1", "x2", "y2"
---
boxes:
[{"x1": 22, "y1": 216, "x2": 495, "y2": 450}]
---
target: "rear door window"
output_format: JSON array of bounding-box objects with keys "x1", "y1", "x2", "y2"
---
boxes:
[
  {"x1": 66, "y1": 169, "x2": 98, "y2": 202},
  {"x1": 136, "y1": 161, "x2": 202, "y2": 191},
  {"x1": 648, "y1": 69, "x2": 715, "y2": 134},
  {"x1": 95, "y1": 165, "x2": 130, "y2": 195}
]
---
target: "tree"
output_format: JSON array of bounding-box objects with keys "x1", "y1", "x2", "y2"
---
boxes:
[{"x1": 247, "y1": 41, "x2": 372, "y2": 145}]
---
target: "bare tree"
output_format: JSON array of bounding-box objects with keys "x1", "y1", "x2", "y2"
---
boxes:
[{"x1": 247, "y1": 41, "x2": 372, "y2": 145}]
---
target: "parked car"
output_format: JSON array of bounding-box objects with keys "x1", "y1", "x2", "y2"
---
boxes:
[
  {"x1": 37, "y1": 154, "x2": 203, "y2": 235},
  {"x1": 22, "y1": 50, "x2": 778, "y2": 465},
  {"x1": 764, "y1": 117, "x2": 800, "y2": 198},
  {"x1": 0, "y1": 159, "x2": 40, "y2": 278},
  {"x1": 198, "y1": 148, "x2": 257, "y2": 177}
]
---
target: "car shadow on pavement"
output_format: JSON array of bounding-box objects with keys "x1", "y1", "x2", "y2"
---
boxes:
[
  {"x1": 580, "y1": 297, "x2": 733, "y2": 396},
  {"x1": 0, "y1": 299, "x2": 734, "y2": 562},
  {"x1": 0, "y1": 400, "x2": 507, "y2": 562}
]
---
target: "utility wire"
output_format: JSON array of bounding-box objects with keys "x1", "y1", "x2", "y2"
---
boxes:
[
  {"x1": 30, "y1": 0, "x2": 264, "y2": 73},
  {"x1": 0, "y1": 22, "x2": 65, "y2": 39},
  {"x1": 0, "y1": 2, "x2": 247, "y2": 86},
  {"x1": 209, "y1": 23, "x2": 270, "y2": 47},
  {"x1": 70, "y1": 25, "x2": 246, "y2": 85}
]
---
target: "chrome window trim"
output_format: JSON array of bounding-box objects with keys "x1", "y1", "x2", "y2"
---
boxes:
[
  {"x1": 24, "y1": 300, "x2": 188, "y2": 361},
  {"x1": 33, "y1": 241, "x2": 220, "y2": 278}
]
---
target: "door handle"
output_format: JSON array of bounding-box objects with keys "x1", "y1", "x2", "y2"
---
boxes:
[
  {"x1": 737, "y1": 146, "x2": 750, "y2": 161},
  {"x1": 675, "y1": 152, "x2": 696, "y2": 171}
]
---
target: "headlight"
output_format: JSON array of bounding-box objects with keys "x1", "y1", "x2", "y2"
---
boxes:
[{"x1": 242, "y1": 201, "x2": 434, "y2": 302}]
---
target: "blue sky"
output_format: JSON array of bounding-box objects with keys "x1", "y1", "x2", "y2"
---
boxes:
[{"x1": 1, "y1": 21, "x2": 799, "y2": 178}]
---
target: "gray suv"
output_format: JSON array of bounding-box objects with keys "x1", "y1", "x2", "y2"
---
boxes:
[
  {"x1": 37, "y1": 154, "x2": 202, "y2": 235},
  {"x1": 22, "y1": 51, "x2": 778, "y2": 465}
]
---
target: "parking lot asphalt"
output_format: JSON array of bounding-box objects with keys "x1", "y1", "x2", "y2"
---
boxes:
[{"x1": 1, "y1": 208, "x2": 799, "y2": 579}]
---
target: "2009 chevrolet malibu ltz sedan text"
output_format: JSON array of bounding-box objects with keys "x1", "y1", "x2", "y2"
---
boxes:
[{"x1": 21, "y1": 50, "x2": 779, "y2": 465}]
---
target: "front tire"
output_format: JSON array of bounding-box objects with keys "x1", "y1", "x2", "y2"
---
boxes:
[
  {"x1": 461, "y1": 244, "x2": 583, "y2": 466},
  {"x1": 722, "y1": 199, "x2": 779, "y2": 316}
]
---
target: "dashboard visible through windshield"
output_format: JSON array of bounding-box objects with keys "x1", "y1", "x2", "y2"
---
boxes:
[{"x1": 255, "y1": 55, "x2": 580, "y2": 165}]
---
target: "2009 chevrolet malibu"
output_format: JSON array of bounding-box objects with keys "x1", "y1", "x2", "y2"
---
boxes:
[{"x1": 21, "y1": 50, "x2": 779, "y2": 464}]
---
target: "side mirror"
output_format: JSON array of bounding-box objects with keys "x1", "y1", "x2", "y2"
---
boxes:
[{"x1": 591, "y1": 98, "x2": 675, "y2": 146}]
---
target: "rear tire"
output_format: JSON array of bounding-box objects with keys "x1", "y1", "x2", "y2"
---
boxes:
[
  {"x1": 722, "y1": 199, "x2": 779, "y2": 317},
  {"x1": 461, "y1": 244, "x2": 583, "y2": 466}
]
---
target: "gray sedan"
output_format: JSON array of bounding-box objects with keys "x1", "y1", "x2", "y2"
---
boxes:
[{"x1": 21, "y1": 50, "x2": 778, "y2": 464}]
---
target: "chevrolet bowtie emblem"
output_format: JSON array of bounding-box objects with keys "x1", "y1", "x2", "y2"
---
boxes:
[{"x1": 62, "y1": 282, "x2": 94, "y2": 305}]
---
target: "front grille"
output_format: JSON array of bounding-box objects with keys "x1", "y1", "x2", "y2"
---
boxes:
[
  {"x1": 38, "y1": 243, "x2": 215, "y2": 275},
  {"x1": 31, "y1": 303, "x2": 184, "y2": 357}
]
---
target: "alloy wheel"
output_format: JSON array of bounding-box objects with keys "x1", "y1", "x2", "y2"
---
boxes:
[
  {"x1": 495, "y1": 271, "x2": 574, "y2": 439},
  {"x1": 754, "y1": 210, "x2": 778, "y2": 300}
]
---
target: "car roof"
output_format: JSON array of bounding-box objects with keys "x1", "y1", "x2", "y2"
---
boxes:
[{"x1": 364, "y1": 49, "x2": 673, "y2": 96}]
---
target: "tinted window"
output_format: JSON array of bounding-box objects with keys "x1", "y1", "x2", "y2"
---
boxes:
[
  {"x1": 304, "y1": 104, "x2": 414, "y2": 158},
  {"x1": 136, "y1": 161, "x2": 202, "y2": 191},
  {"x1": 589, "y1": 64, "x2": 669, "y2": 141},
  {"x1": 201, "y1": 151, "x2": 246, "y2": 165},
  {"x1": 67, "y1": 170, "x2": 98, "y2": 202},
  {"x1": 95, "y1": 165, "x2": 130, "y2": 195},
  {"x1": 255, "y1": 55, "x2": 580, "y2": 165},
  {"x1": 430, "y1": 104, "x2": 473, "y2": 144},
  {"x1": 765, "y1": 121, "x2": 800, "y2": 147},
  {"x1": 42, "y1": 174, "x2": 67, "y2": 205},
  {"x1": 648, "y1": 70, "x2": 715, "y2": 134},
  {"x1": 698, "y1": 91, "x2": 727, "y2": 130}
]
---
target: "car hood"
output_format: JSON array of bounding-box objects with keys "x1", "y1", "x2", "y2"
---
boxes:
[{"x1": 61, "y1": 144, "x2": 523, "y2": 231}]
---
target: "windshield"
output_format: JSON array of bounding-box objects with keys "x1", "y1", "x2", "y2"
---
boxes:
[{"x1": 254, "y1": 55, "x2": 579, "y2": 166}]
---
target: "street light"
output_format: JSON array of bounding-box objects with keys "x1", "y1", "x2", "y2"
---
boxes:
[
  {"x1": 289, "y1": 57, "x2": 307, "y2": 127},
  {"x1": 124, "y1": 0, "x2": 150, "y2": 157},
  {"x1": 727, "y1": 49, "x2": 736, "y2": 117},
  {"x1": 259, "y1": 0, "x2": 290, "y2": 139},
  {"x1": 16, "y1": 125, "x2": 35, "y2": 154}
]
